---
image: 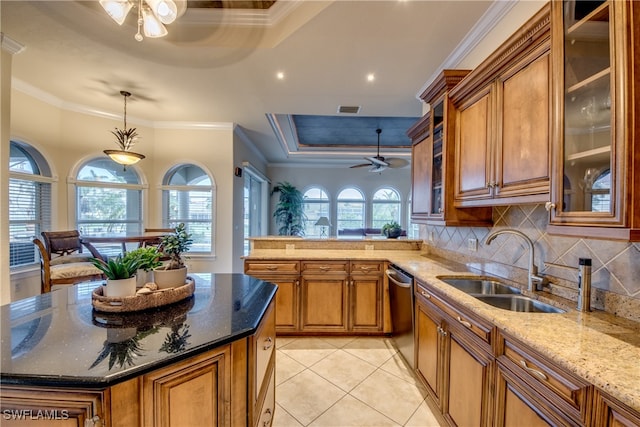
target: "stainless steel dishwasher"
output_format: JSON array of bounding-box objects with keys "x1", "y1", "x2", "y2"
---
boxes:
[{"x1": 386, "y1": 264, "x2": 415, "y2": 369}]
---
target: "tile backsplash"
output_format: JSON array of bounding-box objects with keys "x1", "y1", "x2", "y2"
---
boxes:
[{"x1": 420, "y1": 204, "x2": 640, "y2": 322}]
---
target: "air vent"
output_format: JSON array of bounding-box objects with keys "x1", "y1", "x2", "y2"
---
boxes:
[{"x1": 337, "y1": 105, "x2": 361, "y2": 114}]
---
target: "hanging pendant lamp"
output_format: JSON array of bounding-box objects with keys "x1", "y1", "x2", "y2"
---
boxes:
[{"x1": 104, "y1": 90, "x2": 145, "y2": 169}]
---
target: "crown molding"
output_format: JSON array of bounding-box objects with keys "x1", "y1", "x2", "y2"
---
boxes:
[
  {"x1": 416, "y1": 0, "x2": 517, "y2": 99},
  {"x1": 12, "y1": 78, "x2": 231, "y2": 131}
]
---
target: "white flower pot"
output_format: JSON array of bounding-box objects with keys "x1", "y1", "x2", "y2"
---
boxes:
[
  {"x1": 136, "y1": 269, "x2": 153, "y2": 288},
  {"x1": 105, "y1": 277, "x2": 136, "y2": 297},
  {"x1": 153, "y1": 267, "x2": 187, "y2": 289}
]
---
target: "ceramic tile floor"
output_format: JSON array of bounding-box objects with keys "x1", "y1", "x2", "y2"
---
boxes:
[{"x1": 273, "y1": 336, "x2": 443, "y2": 427}]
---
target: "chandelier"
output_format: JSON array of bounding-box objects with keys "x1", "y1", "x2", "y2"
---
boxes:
[
  {"x1": 104, "y1": 91, "x2": 145, "y2": 169},
  {"x1": 99, "y1": 0, "x2": 179, "y2": 41}
]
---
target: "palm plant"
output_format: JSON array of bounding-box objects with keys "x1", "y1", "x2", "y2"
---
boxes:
[
  {"x1": 271, "y1": 182, "x2": 306, "y2": 236},
  {"x1": 90, "y1": 254, "x2": 143, "y2": 280}
]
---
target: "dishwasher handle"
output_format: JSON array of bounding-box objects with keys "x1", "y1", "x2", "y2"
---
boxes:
[{"x1": 386, "y1": 269, "x2": 413, "y2": 288}]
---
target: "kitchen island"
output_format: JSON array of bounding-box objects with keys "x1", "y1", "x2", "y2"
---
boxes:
[{"x1": 0, "y1": 273, "x2": 277, "y2": 427}]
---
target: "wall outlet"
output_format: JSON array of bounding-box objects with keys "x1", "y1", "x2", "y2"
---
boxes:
[
  {"x1": 365, "y1": 244, "x2": 374, "y2": 252},
  {"x1": 467, "y1": 238, "x2": 478, "y2": 252},
  {"x1": 428, "y1": 230, "x2": 435, "y2": 242},
  {"x1": 285, "y1": 244, "x2": 295, "y2": 253}
]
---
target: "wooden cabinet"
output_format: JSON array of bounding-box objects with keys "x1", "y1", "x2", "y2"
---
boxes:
[
  {"x1": 301, "y1": 260, "x2": 349, "y2": 332},
  {"x1": 300, "y1": 260, "x2": 384, "y2": 333},
  {"x1": 244, "y1": 260, "x2": 300, "y2": 332},
  {"x1": 408, "y1": 71, "x2": 492, "y2": 226},
  {"x1": 450, "y1": 4, "x2": 551, "y2": 207},
  {"x1": 414, "y1": 280, "x2": 494, "y2": 426},
  {"x1": 496, "y1": 332, "x2": 591, "y2": 426},
  {"x1": 250, "y1": 301, "x2": 276, "y2": 427},
  {"x1": 548, "y1": 0, "x2": 640, "y2": 241},
  {"x1": 143, "y1": 346, "x2": 230, "y2": 427},
  {"x1": 593, "y1": 389, "x2": 640, "y2": 427},
  {"x1": 246, "y1": 259, "x2": 384, "y2": 335}
]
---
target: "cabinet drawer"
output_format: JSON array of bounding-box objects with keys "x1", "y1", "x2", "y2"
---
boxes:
[
  {"x1": 245, "y1": 260, "x2": 299, "y2": 275},
  {"x1": 500, "y1": 334, "x2": 590, "y2": 423},
  {"x1": 301, "y1": 260, "x2": 348, "y2": 275},
  {"x1": 254, "y1": 302, "x2": 276, "y2": 403},
  {"x1": 416, "y1": 280, "x2": 493, "y2": 346},
  {"x1": 255, "y1": 366, "x2": 275, "y2": 427},
  {"x1": 350, "y1": 261, "x2": 383, "y2": 275}
]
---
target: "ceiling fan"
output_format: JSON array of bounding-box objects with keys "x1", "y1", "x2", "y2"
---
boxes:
[{"x1": 350, "y1": 128, "x2": 409, "y2": 172}]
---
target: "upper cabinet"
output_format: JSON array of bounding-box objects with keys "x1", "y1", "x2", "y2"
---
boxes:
[
  {"x1": 548, "y1": 0, "x2": 640, "y2": 241},
  {"x1": 408, "y1": 70, "x2": 492, "y2": 226},
  {"x1": 449, "y1": 5, "x2": 552, "y2": 207}
]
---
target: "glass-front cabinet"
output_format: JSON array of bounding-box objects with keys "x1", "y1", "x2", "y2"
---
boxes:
[
  {"x1": 408, "y1": 70, "x2": 491, "y2": 227},
  {"x1": 549, "y1": 0, "x2": 639, "y2": 240}
]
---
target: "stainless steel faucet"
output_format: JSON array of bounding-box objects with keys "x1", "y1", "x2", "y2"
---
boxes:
[{"x1": 484, "y1": 229, "x2": 546, "y2": 291}]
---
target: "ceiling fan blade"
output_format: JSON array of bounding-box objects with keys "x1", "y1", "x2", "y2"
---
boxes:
[
  {"x1": 350, "y1": 163, "x2": 372, "y2": 169},
  {"x1": 386, "y1": 158, "x2": 410, "y2": 168},
  {"x1": 365, "y1": 156, "x2": 389, "y2": 167}
]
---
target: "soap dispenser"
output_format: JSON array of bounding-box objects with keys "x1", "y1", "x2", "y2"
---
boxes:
[{"x1": 577, "y1": 258, "x2": 592, "y2": 312}]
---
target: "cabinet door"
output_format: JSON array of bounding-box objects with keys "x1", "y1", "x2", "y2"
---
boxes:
[
  {"x1": 455, "y1": 85, "x2": 494, "y2": 203},
  {"x1": 496, "y1": 47, "x2": 550, "y2": 200},
  {"x1": 143, "y1": 347, "x2": 229, "y2": 427},
  {"x1": 593, "y1": 389, "x2": 640, "y2": 427},
  {"x1": 495, "y1": 362, "x2": 571, "y2": 427},
  {"x1": 349, "y1": 274, "x2": 382, "y2": 332},
  {"x1": 549, "y1": 0, "x2": 640, "y2": 240},
  {"x1": 273, "y1": 277, "x2": 300, "y2": 332},
  {"x1": 301, "y1": 275, "x2": 348, "y2": 331},
  {"x1": 415, "y1": 296, "x2": 444, "y2": 408},
  {"x1": 411, "y1": 126, "x2": 432, "y2": 222},
  {"x1": 445, "y1": 327, "x2": 494, "y2": 427},
  {"x1": 0, "y1": 388, "x2": 105, "y2": 427}
]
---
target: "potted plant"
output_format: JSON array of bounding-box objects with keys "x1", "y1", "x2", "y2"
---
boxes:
[
  {"x1": 381, "y1": 221, "x2": 402, "y2": 239},
  {"x1": 154, "y1": 223, "x2": 193, "y2": 289},
  {"x1": 90, "y1": 254, "x2": 143, "y2": 297},
  {"x1": 123, "y1": 246, "x2": 163, "y2": 288},
  {"x1": 271, "y1": 181, "x2": 306, "y2": 236}
]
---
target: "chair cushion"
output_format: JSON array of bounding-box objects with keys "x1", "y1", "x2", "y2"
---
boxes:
[
  {"x1": 50, "y1": 263, "x2": 102, "y2": 280},
  {"x1": 50, "y1": 253, "x2": 95, "y2": 266}
]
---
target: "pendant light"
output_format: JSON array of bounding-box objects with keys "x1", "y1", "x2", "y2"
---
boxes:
[
  {"x1": 104, "y1": 91, "x2": 145, "y2": 169},
  {"x1": 100, "y1": 0, "x2": 178, "y2": 41}
]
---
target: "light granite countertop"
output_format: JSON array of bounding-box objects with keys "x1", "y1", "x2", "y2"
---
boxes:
[{"x1": 245, "y1": 248, "x2": 640, "y2": 412}]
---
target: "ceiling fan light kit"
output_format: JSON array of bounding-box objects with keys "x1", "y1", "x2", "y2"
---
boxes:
[
  {"x1": 100, "y1": 0, "x2": 178, "y2": 41},
  {"x1": 350, "y1": 128, "x2": 409, "y2": 173}
]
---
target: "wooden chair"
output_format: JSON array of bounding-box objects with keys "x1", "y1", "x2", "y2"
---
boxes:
[
  {"x1": 141, "y1": 228, "x2": 175, "y2": 249},
  {"x1": 33, "y1": 230, "x2": 105, "y2": 293}
]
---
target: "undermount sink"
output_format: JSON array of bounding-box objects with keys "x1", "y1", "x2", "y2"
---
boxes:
[
  {"x1": 438, "y1": 277, "x2": 521, "y2": 295},
  {"x1": 475, "y1": 295, "x2": 565, "y2": 314}
]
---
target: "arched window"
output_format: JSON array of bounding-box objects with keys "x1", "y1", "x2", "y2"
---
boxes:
[
  {"x1": 337, "y1": 187, "x2": 365, "y2": 236},
  {"x1": 303, "y1": 186, "x2": 330, "y2": 238},
  {"x1": 162, "y1": 164, "x2": 213, "y2": 254},
  {"x1": 372, "y1": 187, "x2": 401, "y2": 229},
  {"x1": 75, "y1": 158, "x2": 144, "y2": 245},
  {"x1": 9, "y1": 141, "x2": 52, "y2": 268}
]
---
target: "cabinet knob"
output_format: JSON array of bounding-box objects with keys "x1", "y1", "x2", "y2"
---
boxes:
[
  {"x1": 420, "y1": 290, "x2": 431, "y2": 299},
  {"x1": 266, "y1": 266, "x2": 278, "y2": 271},
  {"x1": 84, "y1": 416, "x2": 102, "y2": 427},
  {"x1": 319, "y1": 266, "x2": 331, "y2": 271},
  {"x1": 263, "y1": 408, "x2": 273, "y2": 426},
  {"x1": 544, "y1": 202, "x2": 556, "y2": 212},
  {"x1": 263, "y1": 336, "x2": 273, "y2": 350}
]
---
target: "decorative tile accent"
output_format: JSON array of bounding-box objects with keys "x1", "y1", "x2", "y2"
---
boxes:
[{"x1": 419, "y1": 203, "x2": 640, "y2": 320}]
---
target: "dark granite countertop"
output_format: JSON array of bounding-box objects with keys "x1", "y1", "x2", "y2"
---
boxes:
[{"x1": 0, "y1": 274, "x2": 277, "y2": 388}]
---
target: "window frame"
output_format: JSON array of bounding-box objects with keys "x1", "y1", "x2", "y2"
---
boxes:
[
  {"x1": 302, "y1": 186, "x2": 331, "y2": 238},
  {"x1": 336, "y1": 186, "x2": 366, "y2": 236},
  {"x1": 160, "y1": 163, "x2": 215, "y2": 256},
  {"x1": 371, "y1": 187, "x2": 402, "y2": 230}
]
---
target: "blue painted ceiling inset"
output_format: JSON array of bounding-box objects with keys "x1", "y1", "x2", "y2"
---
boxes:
[{"x1": 292, "y1": 115, "x2": 417, "y2": 148}]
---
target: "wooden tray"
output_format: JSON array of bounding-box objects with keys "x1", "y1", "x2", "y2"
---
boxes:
[{"x1": 92, "y1": 277, "x2": 195, "y2": 313}]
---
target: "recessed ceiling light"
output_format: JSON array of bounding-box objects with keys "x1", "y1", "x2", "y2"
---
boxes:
[
  {"x1": 276, "y1": 71, "x2": 285, "y2": 80},
  {"x1": 367, "y1": 73, "x2": 375, "y2": 82}
]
